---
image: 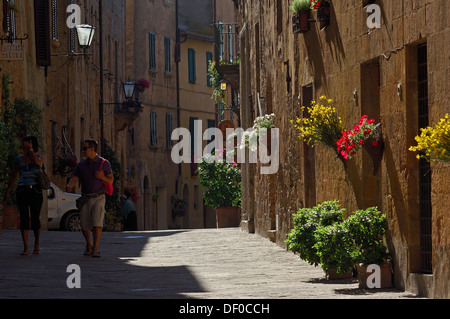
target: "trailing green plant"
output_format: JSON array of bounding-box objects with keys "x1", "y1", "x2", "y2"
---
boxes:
[
  {"x1": 343, "y1": 206, "x2": 389, "y2": 265},
  {"x1": 197, "y1": 148, "x2": 241, "y2": 209},
  {"x1": 208, "y1": 58, "x2": 240, "y2": 105},
  {"x1": 208, "y1": 61, "x2": 226, "y2": 104},
  {"x1": 285, "y1": 200, "x2": 345, "y2": 267},
  {"x1": 290, "y1": 0, "x2": 311, "y2": 13}
]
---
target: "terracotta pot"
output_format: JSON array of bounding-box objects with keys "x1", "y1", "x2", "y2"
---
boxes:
[
  {"x1": 357, "y1": 262, "x2": 393, "y2": 289},
  {"x1": 292, "y1": 12, "x2": 311, "y2": 34},
  {"x1": 317, "y1": 6, "x2": 330, "y2": 24},
  {"x1": 363, "y1": 123, "x2": 384, "y2": 175},
  {"x1": 325, "y1": 269, "x2": 353, "y2": 280},
  {"x1": 1, "y1": 205, "x2": 19, "y2": 230},
  {"x1": 216, "y1": 206, "x2": 240, "y2": 228}
]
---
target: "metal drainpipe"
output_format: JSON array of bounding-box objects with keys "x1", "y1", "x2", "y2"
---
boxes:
[
  {"x1": 99, "y1": 0, "x2": 104, "y2": 154},
  {"x1": 175, "y1": 0, "x2": 181, "y2": 195}
]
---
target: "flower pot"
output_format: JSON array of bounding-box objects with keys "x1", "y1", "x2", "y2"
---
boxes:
[
  {"x1": 1, "y1": 205, "x2": 18, "y2": 230},
  {"x1": 292, "y1": 12, "x2": 311, "y2": 34},
  {"x1": 216, "y1": 206, "x2": 240, "y2": 228},
  {"x1": 363, "y1": 123, "x2": 384, "y2": 175},
  {"x1": 317, "y1": 6, "x2": 330, "y2": 25},
  {"x1": 325, "y1": 269, "x2": 353, "y2": 280},
  {"x1": 357, "y1": 262, "x2": 393, "y2": 289}
]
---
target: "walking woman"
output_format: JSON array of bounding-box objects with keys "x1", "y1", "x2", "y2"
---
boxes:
[{"x1": 2, "y1": 136, "x2": 45, "y2": 255}]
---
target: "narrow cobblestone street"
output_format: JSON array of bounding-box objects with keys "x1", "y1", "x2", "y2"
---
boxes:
[{"x1": 0, "y1": 228, "x2": 421, "y2": 300}]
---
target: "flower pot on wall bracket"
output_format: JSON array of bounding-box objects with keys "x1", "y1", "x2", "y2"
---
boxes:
[
  {"x1": 292, "y1": 12, "x2": 311, "y2": 34},
  {"x1": 334, "y1": 148, "x2": 348, "y2": 171},
  {"x1": 317, "y1": 6, "x2": 330, "y2": 26},
  {"x1": 363, "y1": 123, "x2": 384, "y2": 175}
]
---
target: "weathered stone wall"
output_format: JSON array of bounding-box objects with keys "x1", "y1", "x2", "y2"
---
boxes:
[{"x1": 238, "y1": 0, "x2": 449, "y2": 298}]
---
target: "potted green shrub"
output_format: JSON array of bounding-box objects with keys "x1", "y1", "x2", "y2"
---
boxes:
[
  {"x1": 314, "y1": 222, "x2": 354, "y2": 279},
  {"x1": 343, "y1": 207, "x2": 392, "y2": 288},
  {"x1": 197, "y1": 149, "x2": 241, "y2": 228},
  {"x1": 285, "y1": 201, "x2": 347, "y2": 276},
  {"x1": 291, "y1": 0, "x2": 311, "y2": 33}
]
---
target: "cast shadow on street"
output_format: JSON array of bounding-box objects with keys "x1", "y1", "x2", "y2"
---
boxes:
[{"x1": 0, "y1": 230, "x2": 206, "y2": 299}]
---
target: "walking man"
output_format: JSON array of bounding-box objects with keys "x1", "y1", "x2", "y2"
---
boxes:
[{"x1": 66, "y1": 139, "x2": 113, "y2": 257}]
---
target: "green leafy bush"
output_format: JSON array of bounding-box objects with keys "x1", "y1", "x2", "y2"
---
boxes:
[
  {"x1": 314, "y1": 222, "x2": 355, "y2": 274},
  {"x1": 343, "y1": 206, "x2": 388, "y2": 265},
  {"x1": 197, "y1": 149, "x2": 241, "y2": 209},
  {"x1": 285, "y1": 200, "x2": 345, "y2": 267},
  {"x1": 287, "y1": 202, "x2": 389, "y2": 274}
]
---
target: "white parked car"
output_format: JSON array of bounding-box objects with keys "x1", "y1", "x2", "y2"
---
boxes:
[{"x1": 47, "y1": 183, "x2": 81, "y2": 231}]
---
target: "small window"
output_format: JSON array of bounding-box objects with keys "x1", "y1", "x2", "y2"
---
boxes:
[
  {"x1": 149, "y1": 33, "x2": 156, "y2": 70},
  {"x1": 164, "y1": 36, "x2": 171, "y2": 74},
  {"x1": 34, "y1": 0, "x2": 52, "y2": 66},
  {"x1": 189, "y1": 117, "x2": 198, "y2": 153},
  {"x1": 51, "y1": 0, "x2": 59, "y2": 41},
  {"x1": 150, "y1": 111, "x2": 157, "y2": 146},
  {"x1": 188, "y1": 48, "x2": 196, "y2": 84},
  {"x1": 166, "y1": 113, "x2": 173, "y2": 148}
]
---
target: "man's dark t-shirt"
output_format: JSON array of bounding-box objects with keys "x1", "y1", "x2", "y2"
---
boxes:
[{"x1": 73, "y1": 155, "x2": 112, "y2": 195}]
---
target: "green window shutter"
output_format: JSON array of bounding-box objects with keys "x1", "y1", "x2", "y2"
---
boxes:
[
  {"x1": 34, "y1": 0, "x2": 52, "y2": 66},
  {"x1": 149, "y1": 33, "x2": 156, "y2": 70},
  {"x1": 151, "y1": 111, "x2": 157, "y2": 146},
  {"x1": 166, "y1": 113, "x2": 173, "y2": 148},
  {"x1": 189, "y1": 117, "x2": 198, "y2": 153},
  {"x1": 188, "y1": 48, "x2": 196, "y2": 84},
  {"x1": 164, "y1": 36, "x2": 171, "y2": 73}
]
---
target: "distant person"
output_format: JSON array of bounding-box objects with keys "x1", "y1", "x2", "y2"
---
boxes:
[
  {"x1": 120, "y1": 193, "x2": 137, "y2": 231},
  {"x1": 66, "y1": 139, "x2": 113, "y2": 258},
  {"x1": 2, "y1": 136, "x2": 45, "y2": 256}
]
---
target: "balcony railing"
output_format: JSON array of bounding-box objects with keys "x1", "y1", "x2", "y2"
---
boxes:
[{"x1": 214, "y1": 22, "x2": 239, "y2": 64}]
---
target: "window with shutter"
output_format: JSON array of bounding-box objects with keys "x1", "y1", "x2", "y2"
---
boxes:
[
  {"x1": 34, "y1": 0, "x2": 51, "y2": 66},
  {"x1": 151, "y1": 111, "x2": 157, "y2": 146},
  {"x1": 166, "y1": 113, "x2": 173, "y2": 148},
  {"x1": 188, "y1": 48, "x2": 196, "y2": 84},
  {"x1": 149, "y1": 33, "x2": 156, "y2": 70},
  {"x1": 189, "y1": 117, "x2": 198, "y2": 153},
  {"x1": 51, "y1": 0, "x2": 58, "y2": 41},
  {"x1": 2, "y1": 0, "x2": 17, "y2": 42},
  {"x1": 164, "y1": 36, "x2": 171, "y2": 74}
]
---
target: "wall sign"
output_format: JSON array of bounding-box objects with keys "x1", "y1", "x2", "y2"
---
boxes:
[{"x1": 0, "y1": 43, "x2": 24, "y2": 60}]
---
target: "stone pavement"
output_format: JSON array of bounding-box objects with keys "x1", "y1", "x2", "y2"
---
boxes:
[{"x1": 0, "y1": 228, "x2": 421, "y2": 300}]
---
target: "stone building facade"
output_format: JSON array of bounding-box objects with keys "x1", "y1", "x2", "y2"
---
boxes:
[
  {"x1": 126, "y1": 0, "x2": 239, "y2": 230},
  {"x1": 1, "y1": 0, "x2": 130, "y2": 229},
  {"x1": 238, "y1": 0, "x2": 449, "y2": 298},
  {"x1": 125, "y1": 0, "x2": 178, "y2": 230}
]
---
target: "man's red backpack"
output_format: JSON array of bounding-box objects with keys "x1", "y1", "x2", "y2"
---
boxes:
[{"x1": 100, "y1": 158, "x2": 113, "y2": 196}]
